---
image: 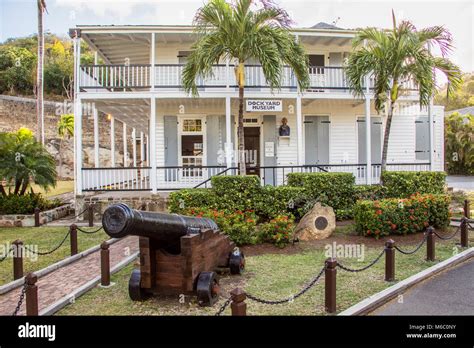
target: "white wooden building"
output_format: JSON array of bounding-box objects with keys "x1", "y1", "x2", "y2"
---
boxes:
[{"x1": 70, "y1": 23, "x2": 444, "y2": 194}]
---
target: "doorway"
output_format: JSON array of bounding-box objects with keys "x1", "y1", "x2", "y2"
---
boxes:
[{"x1": 243, "y1": 127, "x2": 260, "y2": 175}]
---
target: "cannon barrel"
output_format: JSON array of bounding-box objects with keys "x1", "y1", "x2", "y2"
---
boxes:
[{"x1": 102, "y1": 203, "x2": 218, "y2": 241}]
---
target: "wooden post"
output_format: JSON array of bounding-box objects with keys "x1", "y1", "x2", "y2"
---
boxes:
[
  {"x1": 100, "y1": 242, "x2": 110, "y2": 287},
  {"x1": 12, "y1": 240, "x2": 24, "y2": 280},
  {"x1": 88, "y1": 203, "x2": 94, "y2": 227},
  {"x1": 230, "y1": 288, "x2": 247, "y2": 316},
  {"x1": 34, "y1": 207, "x2": 40, "y2": 227},
  {"x1": 464, "y1": 200, "x2": 471, "y2": 219},
  {"x1": 461, "y1": 217, "x2": 468, "y2": 248},
  {"x1": 70, "y1": 224, "x2": 78, "y2": 256},
  {"x1": 25, "y1": 272, "x2": 39, "y2": 316},
  {"x1": 426, "y1": 227, "x2": 435, "y2": 261},
  {"x1": 385, "y1": 239, "x2": 395, "y2": 281},
  {"x1": 325, "y1": 258, "x2": 337, "y2": 314}
]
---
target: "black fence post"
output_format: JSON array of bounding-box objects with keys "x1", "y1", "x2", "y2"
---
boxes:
[
  {"x1": 385, "y1": 239, "x2": 395, "y2": 281},
  {"x1": 426, "y1": 227, "x2": 435, "y2": 262},
  {"x1": 325, "y1": 258, "x2": 337, "y2": 314},
  {"x1": 70, "y1": 224, "x2": 78, "y2": 256},
  {"x1": 25, "y1": 272, "x2": 39, "y2": 316},
  {"x1": 461, "y1": 217, "x2": 468, "y2": 248},
  {"x1": 34, "y1": 207, "x2": 40, "y2": 227},
  {"x1": 88, "y1": 204, "x2": 94, "y2": 227},
  {"x1": 12, "y1": 240, "x2": 24, "y2": 280}
]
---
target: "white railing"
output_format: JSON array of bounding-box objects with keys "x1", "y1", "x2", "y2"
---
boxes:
[
  {"x1": 371, "y1": 163, "x2": 431, "y2": 184},
  {"x1": 79, "y1": 65, "x2": 151, "y2": 89},
  {"x1": 82, "y1": 167, "x2": 151, "y2": 191},
  {"x1": 156, "y1": 166, "x2": 236, "y2": 190}
]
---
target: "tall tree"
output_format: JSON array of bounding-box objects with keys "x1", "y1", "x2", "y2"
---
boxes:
[
  {"x1": 36, "y1": 0, "x2": 47, "y2": 144},
  {"x1": 182, "y1": 0, "x2": 309, "y2": 174},
  {"x1": 346, "y1": 11, "x2": 462, "y2": 173},
  {"x1": 57, "y1": 113, "x2": 74, "y2": 179}
]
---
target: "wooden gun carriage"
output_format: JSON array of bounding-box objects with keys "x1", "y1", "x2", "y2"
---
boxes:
[{"x1": 102, "y1": 203, "x2": 245, "y2": 306}]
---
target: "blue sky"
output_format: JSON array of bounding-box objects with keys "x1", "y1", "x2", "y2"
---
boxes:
[{"x1": 1, "y1": 0, "x2": 473, "y2": 74}]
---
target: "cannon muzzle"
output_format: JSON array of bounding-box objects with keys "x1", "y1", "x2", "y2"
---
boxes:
[{"x1": 102, "y1": 203, "x2": 218, "y2": 242}]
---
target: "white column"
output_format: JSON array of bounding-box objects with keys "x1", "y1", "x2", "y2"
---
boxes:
[
  {"x1": 93, "y1": 107, "x2": 99, "y2": 168},
  {"x1": 364, "y1": 74, "x2": 372, "y2": 185},
  {"x1": 296, "y1": 96, "x2": 303, "y2": 165},
  {"x1": 150, "y1": 98, "x2": 157, "y2": 193},
  {"x1": 225, "y1": 96, "x2": 232, "y2": 167},
  {"x1": 132, "y1": 128, "x2": 137, "y2": 167},
  {"x1": 146, "y1": 134, "x2": 149, "y2": 165},
  {"x1": 123, "y1": 122, "x2": 128, "y2": 167},
  {"x1": 110, "y1": 115, "x2": 115, "y2": 167},
  {"x1": 74, "y1": 97, "x2": 82, "y2": 195},
  {"x1": 140, "y1": 131, "x2": 144, "y2": 166},
  {"x1": 428, "y1": 99, "x2": 435, "y2": 170},
  {"x1": 150, "y1": 33, "x2": 155, "y2": 92}
]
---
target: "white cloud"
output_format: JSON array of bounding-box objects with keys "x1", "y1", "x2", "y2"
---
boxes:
[{"x1": 54, "y1": 0, "x2": 160, "y2": 19}]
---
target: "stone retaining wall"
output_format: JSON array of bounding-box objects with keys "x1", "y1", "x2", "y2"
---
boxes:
[{"x1": 0, "y1": 204, "x2": 73, "y2": 227}]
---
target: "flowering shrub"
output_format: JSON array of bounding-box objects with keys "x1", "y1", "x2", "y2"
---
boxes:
[
  {"x1": 257, "y1": 215, "x2": 295, "y2": 248},
  {"x1": 183, "y1": 207, "x2": 258, "y2": 246},
  {"x1": 354, "y1": 194, "x2": 450, "y2": 238}
]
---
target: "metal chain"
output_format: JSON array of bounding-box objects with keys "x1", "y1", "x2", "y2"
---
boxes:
[
  {"x1": 336, "y1": 248, "x2": 386, "y2": 273},
  {"x1": 246, "y1": 265, "x2": 326, "y2": 305},
  {"x1": 432, "y1": 226, "x2": 460, "y2": 241},
  {"x1": 394, "y1": 234, "x2": 428, "y2": 255},
  {"x1": 0, "y1": 246, "x2": 13, "y2": 262},
  {"x1": 215, "y1": 297, "x2": 232, "y2": 316},
  {"x1": 23, "y1": 230, "x2": 71, "y2": 256},
  {"x1": 12, "y1": 280, "x2": 27, "y2": 316},
  {"x1": 76, "y1": 226, "x2": 103, "y2": 234},
  {"x1": 55, "y1": 207, "x2": 88, "y2": 221}
]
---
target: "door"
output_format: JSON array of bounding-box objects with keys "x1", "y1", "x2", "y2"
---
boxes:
[
  {"x1": 244, "y1": 127, "x2": 260, "y2": 175},
  {"x1": 358, "y1": 117, "x2": 382, "y2": 164},
  {"x1": 304, "y1": 116, "x2": 330, "y2": 165},
  {"x1": 415, "y1": 116, "x2": 430, "y2": 161},
  {"x1": 308, "y1": 54, "x2": 325, "y2": 88}
]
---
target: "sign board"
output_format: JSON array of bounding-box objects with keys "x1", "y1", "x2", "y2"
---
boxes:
[
  {"x1": 246, "y1": 100, "x2": 282, "y2": 112},
  {"x1": 265, "y1": 142, "x2": 275, "y2": 157}
]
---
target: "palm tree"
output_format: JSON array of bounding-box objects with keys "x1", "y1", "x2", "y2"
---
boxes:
[
  {"x1": 57, "y1": 113, "x2": 74, "y2": 179},
  {"x1": 0, "y1": 128, "x2": 56, "y2": 196},
  {"x1": 346, "y1": 11, "x2": 462, "y2": 174},
  {"x1": 36, "y1": 0, "x2": 47, "y2": 144},
  {"x1": 182, "y1": 0, "x2": 309, "y2": 174}
]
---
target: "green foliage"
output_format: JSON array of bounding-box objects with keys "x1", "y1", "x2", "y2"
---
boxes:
[
  {"x1": 354, "y1": 185, "x2": 387, "y2": 201},
  {"x1": 0, "y1": 46, "x2": 36, "y2": 94},
  {"x1": 168, "y1": 188, "x2": 217, "y2": 214},
  {"x1": 0, "y1": 128, "x2": 57, "y2": 196},
  {"x1": 444, "y1": 112, "x2": 474, "y2": 175},
  {"x1": 0, "y1": 193, "x2": 60, "y2": 215},
  {"x1": 211, "y1": 175, "x2": 262, "y2": 211},
  {"x1": 183, "y1": 207, "x2": 258, "y2": 246},
  {"x1": 354, "y1": 194, "x2": 450, "y2": 238},
  {"x1": 381, "y1": 171, "x2": 446, "y2": 198},
  {"x1": 258, "y1": 215, "x2": 295, "y2": 248},
  {"x1": 254, "y1": 186, "x2": 305, "y2": 221},
  {"x1": 287, "y1": 172, "x2": 355, "y2": 217},
  {"x1": 435, "y1": 73, "x2": 474, "y2": 111}
]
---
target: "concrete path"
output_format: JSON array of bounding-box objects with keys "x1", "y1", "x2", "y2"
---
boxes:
[
  {"x1": 371, "y1": 257, "x2": 474, "y2": 315},
  {"x1": 447, "y1": 175, "x2": 474, "y2": 191},
  {"x1": 0, "y1": 236, "x2": 138, "y2": 316}
]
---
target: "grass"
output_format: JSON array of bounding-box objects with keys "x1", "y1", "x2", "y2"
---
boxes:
[
  {"x1": 0, "y1": 226, "x2": 108, "y2": 285},
  {"x1": 30, "y1": 181, "x2": 74, "y2": 198},
  {"x1": 57, "y1": 229, "x2": 471, "y2": 316}
]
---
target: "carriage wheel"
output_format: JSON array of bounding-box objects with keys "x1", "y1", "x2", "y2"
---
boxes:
[
  {"x1": 196, "y1": 271, "x2": 219, "y2": 307},
  {"x1": 128, "y1": 269, "x2": 148, "y2": 301},
  {"x1": 229, "y1": 250, "x2": 245, "y2": 275}
]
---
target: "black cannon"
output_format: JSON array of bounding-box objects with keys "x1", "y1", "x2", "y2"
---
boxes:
[{"x1": 102, "y1": 203, "x2": 245, "y2": 306}]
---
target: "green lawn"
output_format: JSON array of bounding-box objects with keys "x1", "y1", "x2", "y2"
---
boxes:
[
  {"x1": 30, "y1": 180, "x2": 74, "y2": 198},
  {"x1": 0, "y1": 226, "x2": 108, "y2": 285},
  {"x1": 57, "y1": 230, "x2": 470, "y2": 316}
]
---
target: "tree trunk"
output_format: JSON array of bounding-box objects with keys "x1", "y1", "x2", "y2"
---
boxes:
[
  {"x1": 0, "y1": 184, "x2": 6, "y2": 197},
  {"x1": 381, "y1": 100, "x2": 395, "y2": 176},
  {"x1": 36, "y1": 0, "x2": 44, "y2": 144},
  {"x1": 19, "y1": 180, "x2": 29, "y2": 196},
  {"x1": 58, "y1": 137, "x2": 63, "y2": 179},
  {"x1": 14, "y1": 179, "x2": 22, "y2": 195},
  {"x1": 236, "y1": 62, "x2": 246, "y2": 176}
]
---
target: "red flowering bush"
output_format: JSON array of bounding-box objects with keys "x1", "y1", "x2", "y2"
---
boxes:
[
  {"x1": 354, "y1": 194, "x2": 450, "y2": 238},
  {"x1": 257, "y1": 215, "x2": 295, "y2": 248},
  {"x1": 183, "y1": 207, "x2": 258, "y2": 245}
]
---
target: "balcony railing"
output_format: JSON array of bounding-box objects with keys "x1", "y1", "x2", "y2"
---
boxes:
[
  {"x1": 80, "y1": 162, "x2": 431, "y2": 191},
  {"x1": 79, "y1": 64, "x2": 407, "y2": 92}
]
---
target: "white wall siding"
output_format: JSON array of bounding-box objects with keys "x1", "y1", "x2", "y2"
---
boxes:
[
  {"x1": 432, "y1": 105, "x2": 445, "y2": 171},
  {"x1": 330, "y1": 114, "x2": 358, "y2": 164}
]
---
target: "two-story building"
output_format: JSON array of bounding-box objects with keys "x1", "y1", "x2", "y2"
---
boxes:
[{"x1": 70, "y1": 22, "x2": 444, "y2": 196}]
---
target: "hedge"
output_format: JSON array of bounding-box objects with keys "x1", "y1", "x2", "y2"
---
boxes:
[
  {"x1": 211, "y1": 175, "x2": 261, "y2": 211},
  {"x1": 354, "y1": 194, "x2": 450, "y2": 238},
  {"x1": 381, "y1": 171, "x2": 446, "y2": 198},
  {"x1": 287, "y1": 172, "x2": 355, "y2": 216},
  {"x1": 254, "y1": 186, "x2": 306, "y2": 220},
  {"x1": 0, "y1": 193, "x2": 60, "y2": 215},
  {"x1": 168, "y1": 188, "x2": 216, "y2": 214}
]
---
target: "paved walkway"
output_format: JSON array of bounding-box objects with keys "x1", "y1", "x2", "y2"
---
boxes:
[
  {"x1": 371, "y1": 257, "x2": 474, "y2": 315},
  {"x1": 447, "y1": 175, "x2": 474, "y2": 191},
  {"x1": 0, "y1": 236, "x2": 138, "y2": 315}
]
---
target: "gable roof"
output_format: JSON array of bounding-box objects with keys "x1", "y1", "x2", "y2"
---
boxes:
[{"x1": 310, "y1": 22, "x2": 343, "y2": 30}]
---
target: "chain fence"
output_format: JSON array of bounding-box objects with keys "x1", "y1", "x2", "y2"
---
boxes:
[
  {"x1": 76, "y1": 226, "x2": 104, "y2": 234},
  {"x1": 336, "y1": 248, "x2": 386, "y2": 273},
  {"x1": 0, "y1": 246, "x2": 13, "y2": 262},
  {"x1": 12, "y1": 279, "x2": 27, "y2": 316},
  {"x1": 394, "y1": 233, "x2": 428, "y2": 255},
  {"x1": 432, "y1": 225, "x2": 460, "y2": 241},
  {"x1": 215, "y1": 297, "x2": 232, "y2": 316},
  {"x1": 23, "y1": 230, "x2": 71, "y2": 256}
]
